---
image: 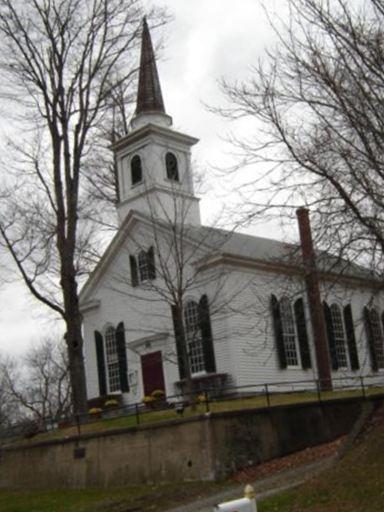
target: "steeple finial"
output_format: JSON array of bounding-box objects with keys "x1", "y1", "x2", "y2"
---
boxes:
[{"x1": 135, "y1": 17, "x2": 165, "y2": 115}]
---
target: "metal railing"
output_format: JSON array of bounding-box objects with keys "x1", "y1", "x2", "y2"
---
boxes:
[{"x1": 1, "y1": 373, "x2": 383, "y2": 442}]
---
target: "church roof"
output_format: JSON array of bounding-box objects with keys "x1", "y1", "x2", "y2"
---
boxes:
[
  {"x1": 79, "y1": 211, "x2": 377, "y2": 308},
  {"x1": 179, "y1": 224, "x2": 293, "y2": 263},
  {"x1": 135, "y1": 17, "x2": 165, "y2": 115},
  {"x1": 186, "y1": 224, "x2": 376, "y2": 282}
]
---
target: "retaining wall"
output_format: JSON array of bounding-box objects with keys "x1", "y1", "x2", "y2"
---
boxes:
[{"x1": 0, "y1": 396, "x2": 376, "y2": 489}]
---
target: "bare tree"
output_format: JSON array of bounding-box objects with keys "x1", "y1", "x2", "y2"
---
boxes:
[
  {"x1": 0, "y1": 0, "x2": 166, "y2": 413},
  {"x1": 0, "y1": 337, "x2": 71, "y2": 421},
  {"x1": 217, "y1": 0, "x2": 384, "y2": 273}
]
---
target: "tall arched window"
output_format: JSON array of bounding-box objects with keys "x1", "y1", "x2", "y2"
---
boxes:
[
  {"x1": 280, "y1": 297, "x2": 299, "y2": 366},
  {"x1": 184, "y1": 300, "x2": 204, "y2": 374},
  {"x1": 330, "y1": 304, "x2": 348, "y2": 368},
  {"x1": 105, "y1": 326, "x2": 120, "y2": 392},
  {"x1": 131, "y1": 155, "x2": 142, "y2": 185},
  {"x1": 165, "y1": 152, "x2": 179, "y2": 181}
]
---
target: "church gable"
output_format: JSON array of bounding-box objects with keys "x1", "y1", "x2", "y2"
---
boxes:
[{"x1": 80, "y1": 212, "x2": 212, "y2": 311}]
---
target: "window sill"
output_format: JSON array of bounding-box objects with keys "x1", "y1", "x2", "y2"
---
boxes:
[
  {"x1": 191, "y1": 371, "x2": 207, "y2": 378},
  {"x1": 138, "y1": 278, "x2": 156, "y2": 286},
  {"x1": 164, "y1": 177, "x2": 180, "y2": 184}
]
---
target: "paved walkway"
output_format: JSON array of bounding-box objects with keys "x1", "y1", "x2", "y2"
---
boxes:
[{"x1": 165, "y1": 455, "x2": 336, "y2": 512}]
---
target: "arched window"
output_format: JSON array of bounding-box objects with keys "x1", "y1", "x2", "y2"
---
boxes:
[
  {"x1": 165, "y1": 152, "x2": 179, "y2": 181},
  {"x1": 184, "y1": 300, "x2": 204, "y2": 374},
  {"x1": 330, "y1": 304, "x2": 348, "y2": 368},
  {"x1": 131, "y1": 155, "x2": 142, "y2": 185},
  {"x1": 105, "y1": 326, "x2": 120, "y2": 392},
  {"x1": 138, "y1": 250, "x2": 150, "y2": 282},
  {"x1": 280, "y1": 297, "x2": 299, "y2": 366},
  {"x1": 369, "y1": 308, "x2": 384, "y2": 368}
]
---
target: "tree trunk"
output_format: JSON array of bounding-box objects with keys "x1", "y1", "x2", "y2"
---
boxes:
[
  {"x1": 173, "y1": 304, "x2": 195, "y2": 408},
  {"x1": 62, "y1": 261, "x2": 88, "y2": 414},
  {"x1": 180, "y1": 334, "x2": 194, "y2": 407},
  {"x1": 178, "y1": 325, "x2": 195, "y2": 410},
  {"x1": 65, "y1": 320, "x2": 88, "y2": 415}
]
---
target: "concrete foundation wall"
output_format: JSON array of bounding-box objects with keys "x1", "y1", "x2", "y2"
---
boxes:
[{"x1": 0, "y1": 397, "x2": 374, "y2": 489}]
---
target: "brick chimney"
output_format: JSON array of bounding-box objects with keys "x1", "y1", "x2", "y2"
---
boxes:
[{"x1": 296, "y1": 208, "x2": 332, "y2": 391}]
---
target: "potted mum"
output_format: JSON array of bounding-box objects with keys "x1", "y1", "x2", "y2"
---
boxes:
[{"x1": 88, "y1": 407, "x2": 102, "y2": 419}]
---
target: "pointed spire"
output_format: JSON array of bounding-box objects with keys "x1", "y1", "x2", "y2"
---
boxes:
[{"x1": 135, "y1": 17, "x2": 165, "y2": 115}]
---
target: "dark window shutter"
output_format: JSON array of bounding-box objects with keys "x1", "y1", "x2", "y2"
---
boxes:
[
  {"x1": 364, "y1": 307, "x2": 378, "y2": 372},
  {"x1": 344, "y1": 305, "x2": 360, "y2": 370},
  {"x1": 323, "y1": 302, "x2": 338, "y2": 370},
  {"x1": 294, "y1": 298, "x2": 311, "y2": 369},
  {"x1": 198, "y1": 294, "x2": 216, "y2": 373},
  {"x1": 171, "y1": 305, "x2": 186, "y2": 379},
  {"x1": 147, "y1": 246, "x2": 156, "y2": 280},
  {"x1": 129, "y1": 255, "x2": 138, "y2": 287},
  {"x1": 116, "y1": 322, "x2": 129, "y2": 392},
  {"x1": 94, "y1": 331, "x2": 107, "y2": 396},
  {"x1": 271, "y1": 294, "x2": 287, "y2": 369}
]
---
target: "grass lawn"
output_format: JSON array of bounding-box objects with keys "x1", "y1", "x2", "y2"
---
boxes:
[
  {"x1": 0, "y1": 481, "x2": 229, "y2": 512},
  {"x1": 259, "y1": 405, "x2": 384, "y2": 512}
]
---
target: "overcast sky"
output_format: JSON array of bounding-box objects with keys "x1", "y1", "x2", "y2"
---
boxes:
[{"x1": 0, "y1": 0, "x2": 286, "y2": 356}]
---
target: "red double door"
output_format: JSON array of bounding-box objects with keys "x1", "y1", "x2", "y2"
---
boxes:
[{"x1": 141, "y1": 350, "x2": 166, "y2": 396}]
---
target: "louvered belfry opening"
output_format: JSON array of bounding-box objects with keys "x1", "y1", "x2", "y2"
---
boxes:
[{"x1": 296, "y1": 207, "x2": 333, "y2": 391}]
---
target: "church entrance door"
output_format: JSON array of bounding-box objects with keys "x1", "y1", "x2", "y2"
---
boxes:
[{"x1": 141, "y1": 351, "x2": 166, "y2": 396}]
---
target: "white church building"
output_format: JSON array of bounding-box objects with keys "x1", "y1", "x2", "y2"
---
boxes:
[{"x1": 80, "y1": 19, "x2": 384, "y2": 406}]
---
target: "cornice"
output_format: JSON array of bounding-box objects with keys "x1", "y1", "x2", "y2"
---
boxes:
[
  {"x1": 117, "y1": 184, "x2": 201, "y2": 210},
  {"x1": 111, "y1": 124, "x2": 199, "y2": 153},
  {"x1": 79, "y1": 299, "x2": 101, "y2": 314},
  {"x1": 197, "y1": 253, "x2": 381, "y2": 289}
]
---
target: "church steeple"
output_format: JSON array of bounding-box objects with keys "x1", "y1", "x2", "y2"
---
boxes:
[
  {"x1": 136, "y1": 17, "x2": 165, "y2": 115},
  {"x1": 131, "y1": 17, "x2": 172, "y2": 130},
  {"x1": 113, "y1": 16, "x2": 201, "y2": 227}
]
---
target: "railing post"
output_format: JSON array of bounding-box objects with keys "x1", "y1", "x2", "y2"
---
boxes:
[
  {"x1": 265, "y1": 384, "x2": 271, "y2": 408},
  {"x1": 360, "y1": 376, "x2": 366, "y2": 399},
  {"x1": 316, "y1": 379, "x2": 322, "y2": 403},
  {"x1": 204, "y1": 390, "x2": 210, "y2": 413},
  {"x1": 75, "y1": 414, "x2": 81, "y2": 436},
  {"x1": 135, "y1": 403, "x2": 140, "y2": 425}
]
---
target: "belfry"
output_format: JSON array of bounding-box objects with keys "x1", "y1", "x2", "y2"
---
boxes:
[{"x1": 112, "y1": 18, "x2": 201, "y2": 226}]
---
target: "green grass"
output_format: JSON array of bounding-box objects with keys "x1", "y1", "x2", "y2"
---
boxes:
[{"x1": 0, "y1": 481, "x2": 228, "y2": 512}]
